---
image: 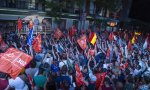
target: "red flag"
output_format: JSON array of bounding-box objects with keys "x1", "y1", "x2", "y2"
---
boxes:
[
  {"x1": 108, "y1": 32, "x2": 114, "y2": 41},
  {"x1": 95, "y1": 72, "x2": 107, "y2": 89},
  {"x1": 17, "y1": 19, "x2": 22, "y2": 30},
  {"x1": 77, "y1": 35, "x2": 87, "y2": 50},
  {"x1": 89, "y1": 32, "x2": 97, "y2": 45},
  {"x1": 32, "y1": 33, "x2": 42, "y2": 53},
  {"x1": 0, "y1": 48, "x2": 32, "y2": 79},
  {"x1": 69, "y1": 26, "x2": 77, "y2": 37},
  {"x1": 120, "y1": 63, "x2": 128, "y2": 70},
  {"x1": 54, "y1": 28, "x2": 63, "y2": 39},
  {"x1": 75, "y1": 64, "x2": 84, "y2": 87},
  {"x1": 127, "y1": 40, "x2": 132, "y2": 50}
]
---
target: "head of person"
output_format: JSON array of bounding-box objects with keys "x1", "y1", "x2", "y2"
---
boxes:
[
  {"x1": 36, "y1": 16, "x2": 38, "y2": 18},
  {"x1": 38, "y1": 68, "x2": 44, "y2": 75},
  {"x1": 18, "y1": 17, "x2": 20, "y2": 20}
]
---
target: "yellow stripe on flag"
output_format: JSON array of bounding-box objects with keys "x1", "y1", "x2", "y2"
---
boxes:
[
  {"x1": 131, "y1": 36, "x2": 135, "y2": 44},
  {"x1": 90, "y1": 33, "x2": 97, "y2": 45},
  {"x1": 135, "y1": 32, "x2": 141, "y2": 35}
]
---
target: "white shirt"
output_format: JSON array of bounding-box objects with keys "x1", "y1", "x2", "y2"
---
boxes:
[{"x1": 9, "y1": 77, "x2": 28, "y2": 90}]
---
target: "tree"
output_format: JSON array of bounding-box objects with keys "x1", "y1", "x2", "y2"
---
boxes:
[{"x1": 94, "y1": 0, "x2": 122, "y2": 17}]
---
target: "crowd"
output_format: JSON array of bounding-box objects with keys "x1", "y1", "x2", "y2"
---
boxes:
[{"x1": 0, "y1": 26, "x2": 150, "y2": 90}]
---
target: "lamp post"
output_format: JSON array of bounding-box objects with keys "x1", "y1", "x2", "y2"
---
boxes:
[{"x1": 107, "y1": 21, "x2": 117, "y2": 31}]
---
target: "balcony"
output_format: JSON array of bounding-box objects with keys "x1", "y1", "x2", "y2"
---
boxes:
[{"x1": 17, "y1": 25, "x2": 52, "y2": 35}]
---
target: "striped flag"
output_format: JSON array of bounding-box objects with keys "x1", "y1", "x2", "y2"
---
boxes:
[
  {"x1": 131, "y1": 36, "x2": 135, "y2": 44},
  {"x1": 27, "y1": 28, "x2": 34, "y2": 46},
  {"x1": 89, "y1": 32, "x2": 97, "y2": 45},
  {"x1": 134, "y1": 32, "x2": 141, "y2": 36}
]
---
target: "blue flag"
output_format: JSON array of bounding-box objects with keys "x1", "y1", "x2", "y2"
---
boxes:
[{"x1": 27, "y1": 28, "x2": 34, "y2": 46}]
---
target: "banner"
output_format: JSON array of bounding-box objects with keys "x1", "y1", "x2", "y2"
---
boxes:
[{"x1": 0, "y1": 48, "x2": 32, "y2": 78}]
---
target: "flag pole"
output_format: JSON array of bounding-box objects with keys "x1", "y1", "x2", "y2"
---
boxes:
[{"x1": 29, "y1": 45, "x2": 33, "y2": 57}]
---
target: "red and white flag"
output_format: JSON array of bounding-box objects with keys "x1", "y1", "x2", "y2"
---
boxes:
[{"x1": 0, "y1": 48, "x2": 32, "y2": 78}]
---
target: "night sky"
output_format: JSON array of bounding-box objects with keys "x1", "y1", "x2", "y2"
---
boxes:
[{"x1": 129, "y1": 0, "x2": 150, "y2": 23}]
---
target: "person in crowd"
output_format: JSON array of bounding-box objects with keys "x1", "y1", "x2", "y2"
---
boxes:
[
  {"x1": 0, "y1": 72, "x2": 9, "y2": 90},
  {"x1": 17, "y1": 17, "x2": 23, "y2": 32},
  {"x1": 34, "y1": 16, "x2": 40, "y2": 31},
  {"x1": 28, "y1": 18, "x2": 33, "y2": 30}
]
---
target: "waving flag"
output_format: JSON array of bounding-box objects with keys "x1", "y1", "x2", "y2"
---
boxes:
[
  {"x1": 27, "y1": 28, "x2": 34, "y2": 46},
  {"x1": 127, "y1": 40, "x2": 132, "y2": 50},
  {"x1": 75, "y1": 64, "x2": 84, "y2": 87},
  {"x1": 95, "y1": 72, "x2": 107, "y2": 89},
  {"x1": 69, "y1": 26, "x2": 77, "y2": 37},
  {"x1": 134, "y1": 32, "x2": 141, "y2": 36},
  {"x1": 0, "y1": 48, "x2": 32, "y2": 78},
  {"x1": 120, "y1": 63, "x2": 128, "y2": 70},
  {"x1": 131, "y1": 36, "x2": 135, "y2": 44},
  {"x1": 89, "y1": 32, "x2": 97, "y2": 45},
  {"x1": 108, "y1": 32, "x2": 114, "y2": 41},
  {"x1": 77, "y1": 35, "x2": 87, "y2": 50},
  {"x1": 143, "y1": 36, "x2": 149, "y2": 49},
  {"x1": 32, "y1": 33, "x2": 42, "y2": 53}
]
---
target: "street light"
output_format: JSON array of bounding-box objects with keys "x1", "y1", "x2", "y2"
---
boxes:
[{"x1": 107, "y1": 21, "x2": 117, "y2": 31}]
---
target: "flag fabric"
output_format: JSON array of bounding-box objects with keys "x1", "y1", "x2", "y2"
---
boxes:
[
  {"x1": 143, "y1": 36, "x2": 149, "y2": 49},
  {"x1": 75, "y1": 64, "x2": 84, "y2": 87},
  {"x1": 131, "y1": 36, "x2": 135, "y2": 44},
  {"x1": 0, "y1": 48, "x2": 32, "y2": 79},
  {"x1": 127, "y1": 40, "x2": 132, "y2": 50},
  {"x1": 54, "y1": 28, "x2": 63, "y2": 39},
  {"x1": 120, "y1": 63, "x2": 128, "y2": 70},
  {"x1": 89, "y1": 32, "x2": 97, "y2": 45},
  {"x1": 108, "y1": 32, "x2": 114, "y2": 41},
  {"x1": 32, "y1": 33, "x2": 42, "y2": 53},
  {"x1": 27, "y1": 28, "x2": 34, "y2": 46},
  {"x1": 95, "y1": 72, "x2": 107, "y2": 89},
  {"x1": 135, "y1": 32, "x2": 141, "y2": 36},
  {"x1": 17, "y1": 19, "x2": 23, "y2": 30},
  {"x1": 77, "y1": 35, "x2": 87, "y2": 50},
  {"x1": 69, "y1": 26, "x2": 77, "y2": 37}
]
